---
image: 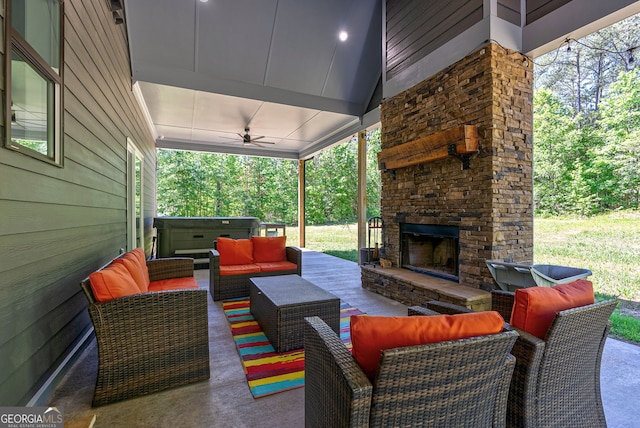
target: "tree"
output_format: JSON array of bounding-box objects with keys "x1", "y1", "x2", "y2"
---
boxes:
[
  {"x1": 156, "y1": 126, "x2": 383, "y2": 225},
  {"x1": 597, "y1": 68, "x2": 640, "y2": 209},
  {"x1": 533, "y1": 13, "x2": 640, "y2": 215}
]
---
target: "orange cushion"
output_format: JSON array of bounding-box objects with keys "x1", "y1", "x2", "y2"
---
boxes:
[
  {"x1": 112, "y1": 255, "x2": 149, "y2": 293},
  {"x1": 219, "y1": 264, "x2": 261, "y2": 276},
  {"x1": 255, "y1": 261, "x2": 298, "y2": 272},
  {"x1": 112, "y1": 249, "x2": 150, "y2": 289},
  {"x1": 217, "y1": 238, "x2": 254, "y2": 265},
  {"x1": 89, "y1": 263, "x2": 141, "y2": 302},
  {"x1": 251, "y1": 236, "x2": 287, "y2": 263},
  {"x1": 149, "y1": 277, "x2": 199, "y2": 291},
  {"x1": 510, "y1": 279, "x2": 595, "y2": 339},
  {"x1": 127, "y1": 248, "x2": 150, "y2": 284},
  {"x1": 351, "y1": 311, "x2": 505, "y2": 379}
]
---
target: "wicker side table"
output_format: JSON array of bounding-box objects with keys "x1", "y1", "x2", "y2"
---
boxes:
[{"x1": 250, "y1": 275, "x2": 340, "y2": 352}]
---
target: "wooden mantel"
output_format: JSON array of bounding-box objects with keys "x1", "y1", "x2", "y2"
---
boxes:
[{"x1": 378, "y1": 125, "x2": 479, "y2": 171}]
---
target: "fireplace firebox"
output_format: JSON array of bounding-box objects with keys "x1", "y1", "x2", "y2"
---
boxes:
[{"x1": 400, "y1": 223, "x2": 459, "y2": 281}]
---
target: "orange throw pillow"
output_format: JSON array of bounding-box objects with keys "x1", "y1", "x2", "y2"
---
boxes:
[
  {"x1": 217, "y1": 238, "x2": 254, "y2": 265},
  {"x1": 350, "y1": 311, "x2": 505, "y2": 379},
  {"x1": 112, "y1": 249, "x2": 150, "y2": 292},
  {"x1": 127, "y1": 248, "x2": 150, "y2": 284},
  {"x1": 251, "y1": 236, "x2": 287, "y2": 263},
  {"x1": 89, "y1": 262, "x2": 141, "y2": 302},
  {"x1": 510, "y1": 279, "x2": 595, "y2": 339}
]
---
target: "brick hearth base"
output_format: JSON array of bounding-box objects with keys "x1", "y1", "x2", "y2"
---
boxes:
[{"x1": 361, "y1": 266, "x2": 491, "y2": 311}]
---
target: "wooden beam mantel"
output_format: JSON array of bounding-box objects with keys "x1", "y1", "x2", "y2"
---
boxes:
[{"x1": 378, "y1": 125, "x2": 479, "y2": 172}]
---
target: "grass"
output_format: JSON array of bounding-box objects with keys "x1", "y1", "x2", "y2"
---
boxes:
[
  {"x1": 533, "y1": 211, "x2": 640, "y2": 301},
  {"x1": 533, "y1": 211, "x2": 640, "y2": 343},
  {"x1": 286, "y1": 223, "x2": 360, "y2": 262},
  {"x1": 286, "y1": 211, "x2": 640, "y2": 343}
]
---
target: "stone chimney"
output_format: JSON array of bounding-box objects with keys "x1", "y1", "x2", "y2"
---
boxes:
[{"x1": 377, "y1": 42, "x2": 534, "y2": 291}]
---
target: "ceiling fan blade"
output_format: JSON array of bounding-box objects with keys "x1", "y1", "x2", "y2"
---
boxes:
[
  {"x1": 252, "y1": 135, "x2": 265, "y2": 141},
  {"x1": 250, "y1": 141, "x2": 276, "y2": 147}
]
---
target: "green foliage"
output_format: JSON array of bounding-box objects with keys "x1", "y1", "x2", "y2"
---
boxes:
[
  {"x1": 156, "y1": 129, "x2": 382, "y2": 225},
  {"x1": 609, "y1": 310, "x2": 640, "y2": 342},
  {"x1": 304, "y1": 129, "x2": 381, "y2": 225},
  {"x1": 534, "y1": 15, "x2": 640, "y2": 216}
]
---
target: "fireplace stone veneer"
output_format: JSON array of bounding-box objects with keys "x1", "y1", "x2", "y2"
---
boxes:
[{"x1": 363, "y1": 43, "x2": 533, "y2": 303}]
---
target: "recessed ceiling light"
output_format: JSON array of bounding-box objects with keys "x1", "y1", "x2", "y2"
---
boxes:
[
  {"x1": 339, "y1": 31, "x2": 348, "y2": 42},
  {"x1": 199, "y1": 0, "x2": 209, "y2": 3}
]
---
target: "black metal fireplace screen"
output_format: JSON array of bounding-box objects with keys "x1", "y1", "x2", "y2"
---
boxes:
[{"x1": 400, "y1": 223, "x2": 459, "y2": 281}]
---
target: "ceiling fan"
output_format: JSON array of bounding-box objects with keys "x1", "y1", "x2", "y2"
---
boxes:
[{"x1": 236, "y1": 127, "x2": 275, "y2": 147}]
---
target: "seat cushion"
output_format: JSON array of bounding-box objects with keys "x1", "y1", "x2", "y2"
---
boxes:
[
  {"x1": 351, "y1": 311, "x2": 505, "y2": 379},
  {"x1": 510, "y1": 279, "x2": 595, "y2": 339},
  {"x1": 251, "y1": 236, "x2": 287, "y2": 262},
  {"x1": 149, "y1": 277, "x2": 199, "y2": 292},
  {"x1": 219, "y1": 264, "x2": 261, "y2": 276},
  {"x1": 255, "y1": 261, "x2": 298, "y2": 272},
  {"x1": 89, "y1": 262, "x2": 141, "y2": 302},
  {"x1": 217, "y1": 238, "x2": 254, "y2": 265}
]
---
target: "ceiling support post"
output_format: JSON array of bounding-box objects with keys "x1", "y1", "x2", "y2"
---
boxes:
[
  {"x1": 357, "y1": 130, "x2": 367, "y2": 263},
  {"x1": 298, "y1": 159, "x2": 306, "y2": 248}
]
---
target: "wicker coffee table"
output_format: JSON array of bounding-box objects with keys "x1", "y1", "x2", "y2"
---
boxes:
[{"x1": 249, "y1": 274, "x2": 340, "y2": 352}]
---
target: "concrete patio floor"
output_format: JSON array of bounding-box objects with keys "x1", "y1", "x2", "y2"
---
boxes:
[{"x1": 50, "y1": 250, "x2": 639, "y2": 427}]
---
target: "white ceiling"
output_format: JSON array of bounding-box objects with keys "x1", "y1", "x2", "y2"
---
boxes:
[{"x1": 125, "y1": 0, "x2": 382, "y2": 159}]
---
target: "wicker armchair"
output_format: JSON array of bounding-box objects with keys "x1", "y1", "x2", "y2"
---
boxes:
[
  {"x1": 304, "y1": 311, "x2": 518, "y2": 428},
  {"x1": 80, "y1": 257, "x2": 210, "y2": 407},
  {"x1": 209, "y1": 246, "x2": 302, "y2": 301},
  {"x1": 425, "y1": 291, "x2": 617, "y2": 428}
]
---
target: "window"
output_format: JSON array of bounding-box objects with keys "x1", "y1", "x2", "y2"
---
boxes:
[{"x1": 5, "y1": 0, "x2": 63, "y2": 165}]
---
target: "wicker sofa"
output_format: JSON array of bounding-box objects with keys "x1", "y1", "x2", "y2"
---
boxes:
[
  {"x1": 304, "y1": 311, "x2": 518, "y2": 427},
  {"x1": 425, "y1": 289, "x2": 617, "y2": 428},
  {"x1": 80, "y1": 250, "x2": 210, "y2": 407},
  {"x1": 209, "y1": 237, "x2": 302, "y2": 301}
]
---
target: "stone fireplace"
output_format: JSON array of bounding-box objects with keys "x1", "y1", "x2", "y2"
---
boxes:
[{"x1": 362, "y1": 43, "x2": 534, "y2": 309}]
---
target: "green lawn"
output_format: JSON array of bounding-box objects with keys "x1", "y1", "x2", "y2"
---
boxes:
[
  {"x1": 286, "y1": 211, "x2": 640, "y2": 342},
  {"x1": 286, "y1": 223, "x2": 361, "y2": 262}
]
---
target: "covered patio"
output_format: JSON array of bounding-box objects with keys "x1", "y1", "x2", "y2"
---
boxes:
[
  {"x1": 51, "y1": 251, "x2": 639, "y2": 427},
  {"x1": 2, "y1": 0, "x2": 640, "y2": 424}
]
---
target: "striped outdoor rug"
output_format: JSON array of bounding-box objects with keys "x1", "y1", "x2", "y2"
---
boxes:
[{"x1": 221, "y1": 298, "x2": 364, "y2": 398}]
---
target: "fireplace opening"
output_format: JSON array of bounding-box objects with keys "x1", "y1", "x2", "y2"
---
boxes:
[{"x1": 400, "y1": 223, "x2": 460, "y2": 282}]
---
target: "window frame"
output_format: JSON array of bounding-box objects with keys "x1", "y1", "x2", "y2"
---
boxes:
[
  {"x1": 127, "y1": 138, "x2": 144, "y2": 252},
  {"x1": 4, "y1": 0, "x2": 64, "y2": 166}
]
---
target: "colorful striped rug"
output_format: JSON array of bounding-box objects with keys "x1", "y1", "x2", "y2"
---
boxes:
[{"x1": 222, "y1": 298, "x2": 364, "y2": 398}]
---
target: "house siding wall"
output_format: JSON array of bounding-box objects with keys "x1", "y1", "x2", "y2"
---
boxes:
[{"x1": 0, "y1": 0, "x2": 156, "y2": 405}]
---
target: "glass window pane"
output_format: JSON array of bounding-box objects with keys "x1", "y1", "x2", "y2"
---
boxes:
[
  {"x1": 11, "y1": 0, "x2": 60, "y2": 72},
  {"x1": 11, "y1": 47, "x2": 54, "y2": 158}
]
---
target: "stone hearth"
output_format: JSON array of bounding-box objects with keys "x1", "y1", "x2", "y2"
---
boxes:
[
  {"x1": 362, "y1": 265, "x2": 491, "y2": 311},
  {"x1": 363, "y1": 43, "x2": 533, "y2": 305}
]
